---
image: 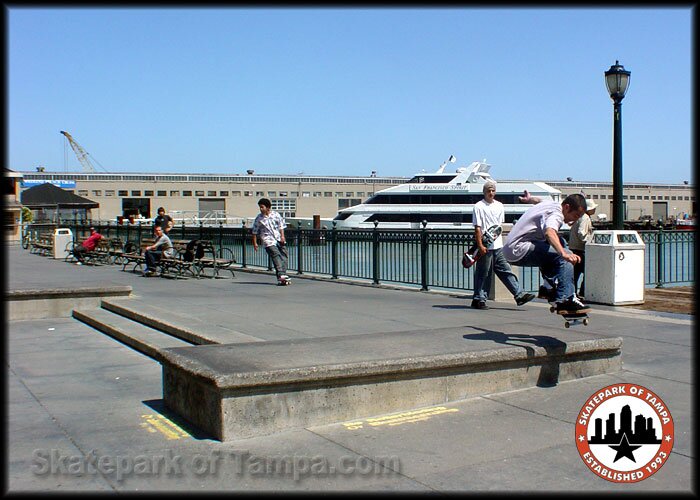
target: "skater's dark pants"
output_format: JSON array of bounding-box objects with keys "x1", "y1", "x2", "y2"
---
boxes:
[
  {"x1": 265, "y1": 243, "x2": 288, "y2": 278},
  {"x1": 510, "y1": 238, "x2": 575, "y2": 303}
]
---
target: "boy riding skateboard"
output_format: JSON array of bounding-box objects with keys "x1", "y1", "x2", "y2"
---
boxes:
[
  {"x1": 252, "y1": 198, "x2": 291, "y2": 285},
  {"x1": 503, "y1": 190, "x2": 590, "y2": 317}
]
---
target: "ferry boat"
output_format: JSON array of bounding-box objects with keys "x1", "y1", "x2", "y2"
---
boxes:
[{"x1": 332, "y1": 158, "x2": 562, "y2": 230}]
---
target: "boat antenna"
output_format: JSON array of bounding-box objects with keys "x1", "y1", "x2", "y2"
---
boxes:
[{"x1": 436, "y1": 155, "x2": 456, "y2": 174}]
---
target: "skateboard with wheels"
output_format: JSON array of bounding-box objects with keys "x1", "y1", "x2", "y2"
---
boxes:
[
  {"x1": 462, "y1": 224, "x2": 502, "y2": 269},
  {"x1": 277, "y1": 276, "x2": 292, "y2": 286},
  {"x1": 549, "y1": 305, "x2": 590, "y2": 328}
]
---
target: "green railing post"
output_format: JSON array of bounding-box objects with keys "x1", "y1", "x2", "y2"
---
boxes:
[
  {"x1": 180, "y1": 220, "x2": 185, "y2": 240},
  {"x1": 199, "y1": 221, "x2": 204, "y2": 240},
  {"x1": 420, "y1": 220, "x2": 429, "y2": 291},
  {"x1": 241, "y1": 222, "x2": 248, "y2": 268},
  {"x1": 218, "y1": 221, "x2": 224, "y2": 258},
  {"x1": 331, "y1": 221, "x2": 338, "y2": 279},
  {"x1": 372, "y1": 221, "x2": 380, "y2": 285},
  {"x1": 297, "y1": 222, "x2": 304, "y2": 275},
  {"x1": 656, "y1": 228, "x2": 664, "y2": 288}
]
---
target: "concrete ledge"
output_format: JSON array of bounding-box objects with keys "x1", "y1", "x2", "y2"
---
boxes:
[
  {"x1": 160, "y1": 327, "x2": 622, "y2": 441},
  {"x1": 7, "y1": 285, "x2": 132, "y2": 320}
]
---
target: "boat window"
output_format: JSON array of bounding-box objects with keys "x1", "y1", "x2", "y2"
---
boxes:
[
  {"x1": 365, "y1": 213, "x2": 474, "y2": 223},
  {"x1": 407, "y1": 175, "x2": 457, "y2": 184},
  {"x1": 365, "y1": 194, "x2": 528, "y2": 205}
]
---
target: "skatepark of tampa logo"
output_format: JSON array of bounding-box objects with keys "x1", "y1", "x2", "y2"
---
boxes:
[{"x1": 575, "y1": 383, "x2": 674, "y2": 483}]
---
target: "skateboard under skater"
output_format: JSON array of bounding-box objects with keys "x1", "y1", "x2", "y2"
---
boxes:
[
  {"x1": 462, "y1": 224, "x2": 502, "y2": 269},
  {"x1": 277, "y1": 275, "x2": 292, "y2": 286},
  {"x1": 549, "y1": 304, "x2": 590, "y2": 328}
]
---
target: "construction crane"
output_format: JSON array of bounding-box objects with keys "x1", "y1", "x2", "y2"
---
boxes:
[{"x1": 60, "y1": 130, "x2": 107, "y2": 173}]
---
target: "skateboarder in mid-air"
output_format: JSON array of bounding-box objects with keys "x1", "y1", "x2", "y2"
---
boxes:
[
  {"x1": 502, "y1": 190, "x2": 590, "y2": 316},
  {"x1": 252, "y1": 198, "x2": 291, "y2": 285},
  {"x1": 469, "y1": 180, "x2": 535, "y2": 310}
]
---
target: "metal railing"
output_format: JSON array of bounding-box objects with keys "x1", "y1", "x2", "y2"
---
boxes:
[{"x1": 46, "y1": 220, "x2": 694, "y2": 290}]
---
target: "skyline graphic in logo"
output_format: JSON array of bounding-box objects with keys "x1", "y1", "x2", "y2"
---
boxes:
[{"x1": 576, "y1": 383, "x2": 674, "y2": 483}]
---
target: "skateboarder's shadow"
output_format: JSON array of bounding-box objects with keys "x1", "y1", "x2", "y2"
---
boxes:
[{"x1": 462, "y1": 327, "x2": 567, "y2": 387}]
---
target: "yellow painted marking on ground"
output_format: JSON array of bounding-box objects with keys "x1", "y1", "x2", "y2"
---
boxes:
[
  {"x1": 342, "y1": 406, "x2": 459, "y2": 430},
  {"x1": 140, "y1": 413, "x2": 190, "y2": 440}
]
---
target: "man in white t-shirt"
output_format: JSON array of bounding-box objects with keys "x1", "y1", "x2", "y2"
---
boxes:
[
  {"x1": 470, "y1": 180, "x2": 535, "y2": 310},
  {"x1": 502, "y1": 191, "x2": 589, "y2": 314}
]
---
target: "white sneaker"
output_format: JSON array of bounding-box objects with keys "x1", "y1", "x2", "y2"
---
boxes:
[{"x1": 75, "y1": 261, "x2": 82, "y2": 266}]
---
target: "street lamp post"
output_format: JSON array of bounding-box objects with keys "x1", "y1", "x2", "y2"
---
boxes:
[{"x1": 605, "y1": 60, "x2": 631, "y2": 230}]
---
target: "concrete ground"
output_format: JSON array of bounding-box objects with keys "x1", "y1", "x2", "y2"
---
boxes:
[{"x1": 5, "y1": 244, "x2": 694, "y2": 492}]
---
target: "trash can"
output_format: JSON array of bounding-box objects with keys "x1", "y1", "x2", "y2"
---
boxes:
[
  {"x1": 584, "y1": 230, "x2": 645, "y2": 305},
  {"x1": 53, "y1": 228, "x2": 73, "y2": 260}
]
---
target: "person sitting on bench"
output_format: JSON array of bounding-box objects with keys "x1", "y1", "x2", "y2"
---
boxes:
[
  {"x1": 73, "y1": 227, "x2": 103, "y2": 265},
  {"x1": 143, "y1": 225, "x2": 174, "y2": 277}
]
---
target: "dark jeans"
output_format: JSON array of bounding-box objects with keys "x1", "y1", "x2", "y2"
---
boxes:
[
  {"x1": 265, "y1": 243, "x2": 288, "y2": 278},
  {"x1": 572, "y1": 249, "x2": 585, "y2": 295},
  {"x1": 509, "y1": 237, "x2": 575, "y2": 303},
  {"x1": 73, "y1": 244, "x2": 88, "y2": 262},
  {"x1": 144, "y1": 250, "x2": 162, "y2": 271}
]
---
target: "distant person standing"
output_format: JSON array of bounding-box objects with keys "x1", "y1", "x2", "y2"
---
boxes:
[
  {"x1": 568, "y1": 199, "x2": 597, "y2": 298},
  {"x1": 470, "y1": 180, "x2": 535, "y2": 310},
  {"x1": 252, "y1": 198, "x2": 291, "y2": 285},
  {"x1": 154, "y1": 207, "x2": 174, "y2": 234}
]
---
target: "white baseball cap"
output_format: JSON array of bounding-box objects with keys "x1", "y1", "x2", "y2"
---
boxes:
[{"x1": 586, "y1": 199, "x2": 598, "y2": 211}]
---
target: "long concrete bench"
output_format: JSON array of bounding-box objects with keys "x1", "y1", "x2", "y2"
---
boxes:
[{"x1": 159, "y1": 326, "x2": 623, "y2": 441}]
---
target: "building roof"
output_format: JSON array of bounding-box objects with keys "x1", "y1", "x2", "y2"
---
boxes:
[{"x1": 20, "y1": 182, "x2": 98, "y2": 208}]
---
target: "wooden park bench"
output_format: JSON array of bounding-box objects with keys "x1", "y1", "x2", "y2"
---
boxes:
[
  {"x1": 186, "y1": 239, "x2": 236, "y2": 278},
  {"x1": 120, "y1": 238, "x2": 196, "y2": 279},
  {"x1": 30, "y1": 233, "x2": 54, "y2": 256},
  {"x1": 65, "y1": 237, "x2": 115, "y2": 265}
]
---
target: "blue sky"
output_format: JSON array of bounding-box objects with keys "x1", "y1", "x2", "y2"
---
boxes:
[{"x1": 7, "y1": 7, "x2": 693, "y2": 183}]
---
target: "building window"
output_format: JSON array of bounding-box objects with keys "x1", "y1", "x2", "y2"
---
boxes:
[
  {"x1": 92, "y1": 190, "x2": 102, "y2": 197},
  {"x1": 279, "y1": 191, "x2": 288, "y2": 197},
  {"x1": 302, "y1": 192, "x2": 310, "y2": 197},
  {"x1": 268, "y1": 191, "x2": 276, "y2": 197},
  {"x1": 183, "y1": 191, "x2": 192, "y2": 197},
  {"x1": 592, "y1": 194, "x2": 599, "y2": 199},
  {"x1": 651, "y1": 196, "x2": 657, "y2": 200},
  {"x1": 131, "y1": 191, "x2": 141, "y2": 196},
  {"x1": 338, "y1": 198, "x2": 362, "y2": 210},
  {"x1": 231, "y1": 191, "x2": 241, "y2": 196},
  {"x1": 195, "y1": 191, "x2": 204, "y2": 196},
  {"x1": 324, "y1": 192, "x2": 333, "y2": 197},
  {"x1": 335, "y1": 192, "x2": 343, "y2": 197},
  {"x1": 244, "y1": 191, "x2": 252, "y2": 197},
  {"x1": 644, "y1": 196, "x2": 649, "y2": 200},
  {"x1": 208, "y1": 191, "x2": 216, "y2": 196},
  {"x1": 170, "y1": 190, "x2": 180, "y2": 197},
  {"x1": 291, "y1": 191, "x2": 299, "y2": 197},
  {"x1": 256, "y1": 191, "x2": 264, "y2": 197},
  {"x1": 158, "y1": 190, "x2": 167, "y2": 196},
  {"x1": 313, "y1": 192, "x2": 322, "y2": 197},
  {"x1": 105, "y1": 190, "x2": 115, "y2": 197},
  {"x1": 145, "y1": 190, "x2": 154, "y2": 196},
  {"x1": 118, "y1": 190, "x2": 128, "y2": 196},
  {"x1": 219, "y1": 191, "x2": 229, "y2": 197},
  {"x1": 78, "y1": 190, "x2": 88, "y2": 196}
]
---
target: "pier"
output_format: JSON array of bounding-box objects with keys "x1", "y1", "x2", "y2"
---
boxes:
[{"x1": 6, "y1": 243, "x2": 693, "y2": 490}]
